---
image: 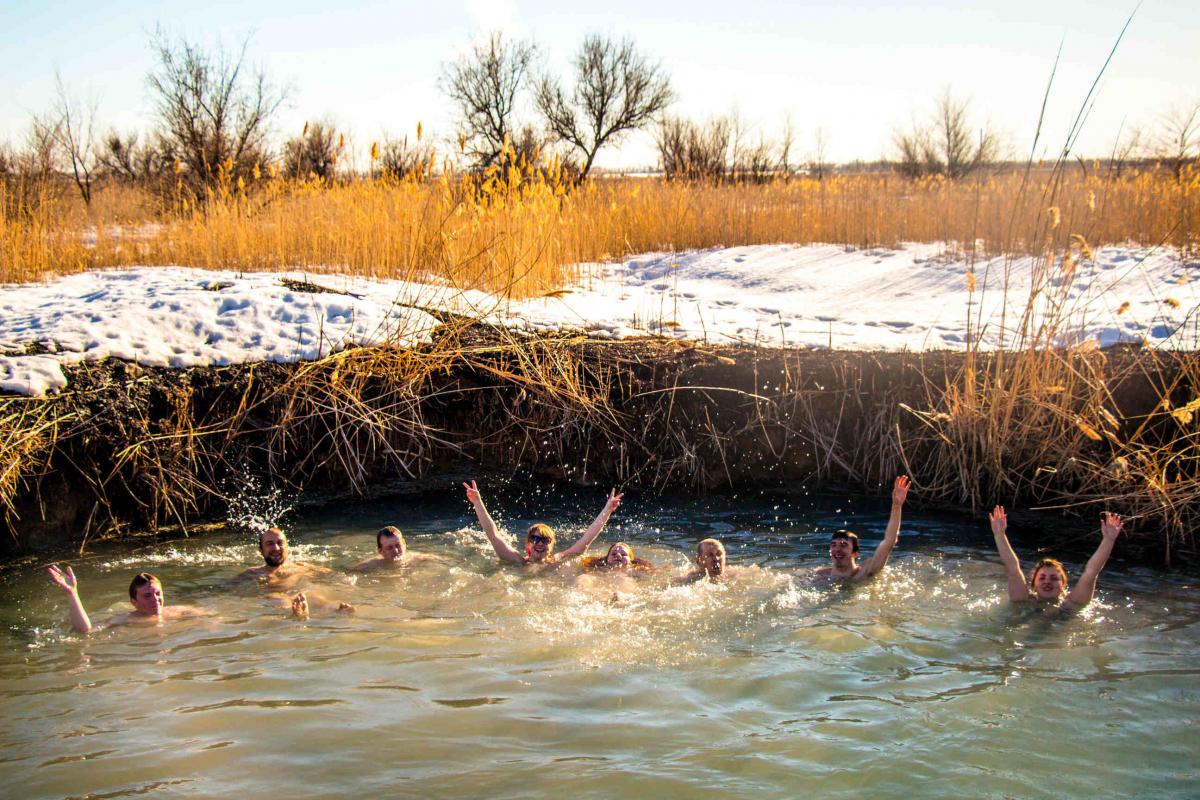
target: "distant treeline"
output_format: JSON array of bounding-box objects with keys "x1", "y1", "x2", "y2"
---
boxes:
[{"x1": 4, "y1": 28, "x2": 1197, "y2": 209}]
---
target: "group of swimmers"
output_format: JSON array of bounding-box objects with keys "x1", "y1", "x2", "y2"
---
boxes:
[{"x1": 46, "y1": 476, "x2": 1124, "y2": 633}]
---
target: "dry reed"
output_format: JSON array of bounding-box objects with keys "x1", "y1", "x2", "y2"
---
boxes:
[{"x1": 3, "y1": 163, "x2": 1196, "y2": 289}]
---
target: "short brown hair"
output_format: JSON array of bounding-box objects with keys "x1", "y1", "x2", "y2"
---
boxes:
[
  {"x1": 377, "y1": 526, "x2": 405, "y2": 549},
  {"x1": 128, "y1": 572, "x2": 161, "y2": 600},
  {"x1": 830, "y1": 530, "x2": 861, "y2": 553}
]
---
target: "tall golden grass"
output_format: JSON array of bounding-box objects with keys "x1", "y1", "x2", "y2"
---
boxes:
[
  {"x1": 3, "y1": 160, "x2": 1199, "y2": 558},
  {"x1": 2, "y1": 162, "x2": 1197, "y2": 290}
]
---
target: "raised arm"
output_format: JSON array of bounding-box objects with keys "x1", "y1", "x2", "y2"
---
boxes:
[
  {"x1": 47, "y1": 564, "x2": 94, "y2": 634},
  {"x1": 859, "y1": 476, "x2": 910, "y2": 578},
  {"x1": 463, "y1": 481, "x2": 524, "y2": 563},
  {"x1": 1065, "y1": 513, "x2": 1123, "y2": 609},
  {"x1": 558, "y1": 490, "x2": 624, "y2": 560},
  {"x1": 989, "y1": 506, "x2": 1031, "y2": 601}
]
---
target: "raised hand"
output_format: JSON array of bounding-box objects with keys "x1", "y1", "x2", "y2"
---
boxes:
[
  {"x1": 291, "y1": 592, "x2": 310, "y2": 620},
  {"x1": 892, "y1": 476, "x2": 911, "y2": 505},
  {"x1": 463, "y1": 480, "x2": 481, "y2": 504},
  {"x1": 604, "y1": 489, "x2": 624, "y2": 514},
  {"x1": 1101, "y1": 512, "x2": 1123, "y2": 541},
  {"x1": 47, "y1": 564, "x2": 79, "y2": 594},
  {"x1": 989, "y1": 506, "x2": 1008, "y2": 537}
]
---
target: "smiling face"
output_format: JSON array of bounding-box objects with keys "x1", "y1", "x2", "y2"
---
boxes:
[
  {"x1": 829, "y1": 532, "x2": 860, "y2": 567},
  {"x1": 605, "y1": 543, "x2": 633, "y2": 568},
  {"x1": 129, "y1": 575, "x2": 164, "y2": 616},
  {"x1": 526, "y1": 524, "x2": 556, "y2": 562},
  {"x1": 696, "y1": 539, "x2": 726, "y2": 577},
  {"x1": 259, "y1": 528, "x2": 290, "y2": 568},
  {"x1": 377, "y1": 528, "x2": 406, "y2": 562},
  {"x1": 1031, "y1": 559, "x2": 1068, "y2": 601}
]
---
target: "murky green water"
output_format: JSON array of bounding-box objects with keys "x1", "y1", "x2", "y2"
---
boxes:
[{"x1": 2, "y1": 486, "x2": 1197, "y2": 799}]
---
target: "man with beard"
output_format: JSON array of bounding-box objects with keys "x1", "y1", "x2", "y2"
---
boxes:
[
  {"x1": 463, "y1": 481, "x2": 623, "y2": 568},
  {"x1": 47, "y1": 566, "x2": 211, "y2": 633},
  {"x1": 817, "y1": 476, "x2": 911, "y2": 583},
  {"x1": 348, "y1": 526, "x2": 445, "y2": 573},
  {"x1": 989, "y1": 506, "x2": 1123, "y2": 610},
  {"x1": 238, "y1": 527, "x2": 355, "y2": 618},
  {"x1": 675, "y1": 538, "x2": 728, "y2": 584}
]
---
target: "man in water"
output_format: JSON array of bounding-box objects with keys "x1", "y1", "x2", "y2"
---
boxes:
[
  {"x1": 47, "y1": 565, "x2": 210, "y2": 634},
  {"x1": 817, "y1": 475, "x2": 911, "y2": 583},
  {"x1": 675, "y1": 538, "x2": 728, "y2": 584},
  {"x1": 463, "y1": 480, "x2": 622, "y2": 567},
  {"x1": 348, "y1": 526, "x2": 444, "y2": 572},
  {"x1": 988, "y1": 505, "x2": 1123, "y2": 609},
  {"x1": 238, "y1": 527, "x2": 354, "y2": 618}
]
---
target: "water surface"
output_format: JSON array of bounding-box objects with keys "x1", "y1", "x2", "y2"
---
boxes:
[{"x1": 2, "y1": 487, "x2": 1197, "y2": 799}]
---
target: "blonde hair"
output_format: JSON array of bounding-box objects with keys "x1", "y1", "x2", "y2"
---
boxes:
[{"x1": 580, "y1": 542, "x2": 655, "y2": 572}]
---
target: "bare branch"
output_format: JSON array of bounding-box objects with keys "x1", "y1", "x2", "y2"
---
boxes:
[
  {"x1": 440, "y1": 32, "x2": 536, "y2": 169},
  {"x1": 147, "y1": 29, "x2": 287, "y2": 196},
  {"x1": 536, "y1": 35, "x2": 673, "y2": 180},
  {"x1": 51, "y1": 72, "x2": 100, "y2": 206}
]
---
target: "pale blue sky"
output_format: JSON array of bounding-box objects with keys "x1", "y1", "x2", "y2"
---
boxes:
[{"x1": 1, "y1": 1, "x2": 1196, "y2": 168}]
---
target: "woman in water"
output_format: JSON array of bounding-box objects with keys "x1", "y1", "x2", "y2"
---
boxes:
[
  {"x1": 463, "y1": 480, "x2": 623, "y2": 568},
  {"x1": 577, "y1": 542, "x2": 655, "y2": 599},
  {"x1": 989, "y1": 506, "x2": 1123, "y2": 610},
  {"x1": 579, "y1": 542, "x2": 655, "y2": 573}
]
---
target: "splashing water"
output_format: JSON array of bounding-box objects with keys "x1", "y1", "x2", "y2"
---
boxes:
[
  {"x1": 2, "y1": 488, "x2": 1197, "y2": 799},
  {"x1": 223, "y1": 474, "x2": 296, "y2": 537}
]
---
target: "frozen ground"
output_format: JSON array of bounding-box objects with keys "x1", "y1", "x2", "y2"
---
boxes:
[{"x1": 2, "y1": 242, "x2": 1196, "y2": 396}]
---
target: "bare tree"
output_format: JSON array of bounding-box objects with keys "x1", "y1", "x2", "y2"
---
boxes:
[
  {"x1": 1109, "y1": 125, "x2": 1144, "y2": 177},
  {"x1": 51, "y1": 73, "x2": 100, "y2": 206},
  {"x1": 778, "y1": 115, "x2": 795, "y2": 177},
  {"x1": 656, "y1": 114, "x2": 732, "y2": 181},
  {"x1": 378, "y1": 133, "x2": 437, "y2": 180},
  {"x1": 893, "y1": 89, "x2": 1000, "y2": 179},
  {"x1": 147, "y1": 30, "x2": 287, "y2": 195},
  {"x1": 98, "y1": 130, "x2": 173, "y2": 185},
  {"x1": 441, "y1": 32, "x2": 536, "y2": 169},
  {"x1": 282, "y1": 120, "x2": 344, "y2": 182},
  {"x1": 0, "y1": 116, "x2": 63, "y2": 220},
  {"x1": 1157, "y1": 101, "x2": 1200, "y2": 179},
  {"x1": 535, "y1": 35, "x2": 673, "y2": 180},
  {"x1": 809, "y1": 126, "x2": 829, "y2": 180},
  {"x1": 893, "y1": 124, "x2": 928, "y2": 178}
]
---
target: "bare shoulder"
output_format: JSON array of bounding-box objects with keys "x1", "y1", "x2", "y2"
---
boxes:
[
  {"x1": 164, "y1": 605, "x2": 213, "y2": 620},
  {"x1": 347, "y1": 558, "x2": 381, "y2": 573},
  {"x1": 814, "y1": 566, "x2": 833, "y2": 577}
]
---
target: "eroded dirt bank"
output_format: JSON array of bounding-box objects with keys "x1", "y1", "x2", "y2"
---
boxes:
[{"x1": 2, "y1": 325, "x2": 1194, "y2": 560}]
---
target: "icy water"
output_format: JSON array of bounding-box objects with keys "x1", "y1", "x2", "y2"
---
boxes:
[{"x1": 1, "y1": 486, "x2": 1197, "y2": 799}]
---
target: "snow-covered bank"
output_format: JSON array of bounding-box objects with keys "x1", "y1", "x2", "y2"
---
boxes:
[{"x1": 2, "y1": 243, "x2": 1196, "y2": 397}]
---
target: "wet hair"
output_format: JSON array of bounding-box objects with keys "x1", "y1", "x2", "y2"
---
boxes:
[
  {"x1": 128, "y1": 572, "x2": 161, "y2": 600},
  {"x1": 580, "y1": 542, "x2": 655, "y2": 572},
  {"x1": 830, "y1": 530, "x2": 861, "y2": 554},
  {"x1": 376, "y1": 526, "x2": 405, "y2": 549},
  {"x1": 697, "y1": 538, "x2": 726, "y2": 556},
  {"x1": 526, "y1": 523, "x2": 557, "y2": 544},
  {"x1": 1030, "y1": 558, "x2": 1068, "y2": 589},
  {"x1": 260, "y1": 527, "x2": 286, "y2": 545}
]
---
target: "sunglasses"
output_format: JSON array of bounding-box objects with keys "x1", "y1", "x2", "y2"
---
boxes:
[{"x1": 528, "y1": 534, "x2": 553, "y2": 546}]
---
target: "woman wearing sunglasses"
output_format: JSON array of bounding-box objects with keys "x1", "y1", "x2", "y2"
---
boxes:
[{"x1": 463, "y1": 480, "x2": 623, "y2": 567}]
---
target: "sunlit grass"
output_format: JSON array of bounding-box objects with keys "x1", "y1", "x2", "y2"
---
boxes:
[
  {"x1": 3, "y1": 162, "x2": 1197, "y2": 291},
  {"x1": 2, "y1": 160, "x2": 1199, "y2": 556}
]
